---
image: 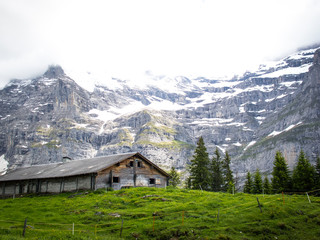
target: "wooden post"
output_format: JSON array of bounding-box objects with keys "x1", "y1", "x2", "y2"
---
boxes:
[
  {"x1": 72, "y1": 223, "x2": 74, "y2": 235},
  {"x1": 18, "y1": 183, "x2": 22, "y2": 195},
  {"x1": 257, "y1": 197, "x2": 262, "y2": 213},
  {"x1": 109, "y1": 170, "x2": 113, "y2": 188},
  {"x1": 133, "y1": 160, "x2": 137, "y2": 187},
  {"x1": 217, "y1": 209, "x2": 220, "y2": 223},
  {"x1": 39, "y1": 180, "x2": 42, "y2": 193},
  {"x1": 13, "y1": 184, "x2": 16, "y2": 199},
  {"x1": 22, "y1": 218, "x2": 27, "y2": 237},
  {"x1": 91, "y1": 175, "x2": 94, "y2": 190},
  {"x1": 76, "y1": 177, "x2": 79, "y2": 191},
  {"x1": 2, "y1": 182, "x2": 5, "y2": 198},
  {"x1": 182, "y1": 211, "x2": 185, "y2": 226},
  {"x1": 92, "y1": 174, "x2": 97, "y2": 190},
  {"x1": 153, "y1": 215, "x2": 155, "y2": 232},
  {"x1": 60, "y1": 179, "x2": 64, "y2": 193},
  {"x1": 90, "y1": 174, "x2": 97, "y2": 190},
  {"x1": 306, "y1": 192, "x2": 311, "y2": 203},
  {"x1": 36, "y1": 180, "x2": 40, "y2": 193},
  {"x1": 120, "y1": 219, "x2": 124, "y2": 237}
]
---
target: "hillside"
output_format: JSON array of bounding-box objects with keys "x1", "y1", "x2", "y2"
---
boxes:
[
  {"x1": 0, "y1": 188, "x2": 319, "y2": 239},
  {"x1": 0, "y1": 47, "x2": 320, "y2": 180}
]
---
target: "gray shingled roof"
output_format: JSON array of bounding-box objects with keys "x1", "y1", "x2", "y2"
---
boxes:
[{"x1": 0, "y1": 152, "x2": 169, "y2": 182}]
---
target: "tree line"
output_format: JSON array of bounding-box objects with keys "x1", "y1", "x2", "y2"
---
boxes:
[
  {"x1": 244, "y1": 150, "x2": 320, "y2": 194},
  {"x1": 173, "y1": 136, "x2": 320, "y2": 194},
  {"x1": 186, "y1": 136, "x2": 235, "y2": 192}
]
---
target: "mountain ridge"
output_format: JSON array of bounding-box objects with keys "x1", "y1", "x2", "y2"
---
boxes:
[{"x1": 0, "y1": 47, "x2": 319, "y2": 181}]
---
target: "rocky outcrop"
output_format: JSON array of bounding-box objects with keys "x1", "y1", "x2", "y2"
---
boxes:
[
  {"x1": 233, "y1": 49, "x2": 320, "y2": 177},
  {"x1": 0, "y1": 47, "x2": 319, "y2": 181}
]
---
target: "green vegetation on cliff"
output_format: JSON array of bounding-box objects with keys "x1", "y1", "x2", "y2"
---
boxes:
[{"x1": 136, "y1": 140, "x2": 194, "y2": 150}]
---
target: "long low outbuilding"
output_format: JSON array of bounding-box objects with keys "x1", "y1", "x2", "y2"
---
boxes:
[{"x1": 0, "y1": 152, "x2": 170, "y2": 197}]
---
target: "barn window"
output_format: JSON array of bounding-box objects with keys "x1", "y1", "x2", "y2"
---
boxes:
[
  {"x1": 116, "y1": 162, "x2": 120, "y2": 167},
  {"x1": 129, "y1": 161, "x2": 134, "y2": 167},
  {"x1": 149, "y1": 178, "x2": 155, "y2": 184},
  {"x1": 137, "y1": 161, "x2": 142, "y2": 168},
  {"x1": 113, "y1": 176, "x2": 120, "y2": 183}
]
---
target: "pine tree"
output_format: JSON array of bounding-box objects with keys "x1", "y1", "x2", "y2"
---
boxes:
[
  {"x1": 185, "y1": 177, "x2": 192, "y2": 189},
  {"x1": 272, "y1": 151, "x2": 291, "y2": 193},
  {"x1": 292, "y1": 150, "x2": 315, "y2": 191},
  {"x1": 210, "y1": 148, "x2": 223, "y2": 191},
  {"x1": 168, "y1": 167, "x2": 180, "y2": 188},
  {"x1": 222, "y1": 151, "x2": 234, "y2": 192},
  {"x1": 315, "y1": 156, "x2": 320, "y2": 189},
  {"x1": 243, "y1": 172, "x2": 253, "y2": 194},
  {"x1": 227, "y1": 181, "x2": 235, "y2": 194},
  {"x1": 263, "y1": 177, "x2": 272, "y2": 194},
  {"x1": 252, "y1": 169, "x2": 263, "y2": 194},
  {"x1": 189, "y1": 137, "x2": 211, "y2": 190}
]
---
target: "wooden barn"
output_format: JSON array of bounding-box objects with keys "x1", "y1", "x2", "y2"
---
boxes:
[{"x1": 0, "y1": 152, "x2": 170, "y2": 197}]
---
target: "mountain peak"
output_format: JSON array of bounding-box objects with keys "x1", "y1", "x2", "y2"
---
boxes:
[{"x1": 44, "y1": 65, "x2": 65, "y2": 79}]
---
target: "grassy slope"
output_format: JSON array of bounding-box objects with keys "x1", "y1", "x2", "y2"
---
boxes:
[{"x1": 0, "y1": 188, "x2": 320, "y2": 240}]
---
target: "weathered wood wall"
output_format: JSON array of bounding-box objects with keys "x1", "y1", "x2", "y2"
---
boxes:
[
  {"x1": 96, "y1": 156, "x2": 168, "y2": 190},
  {"x1": 1, "y1": 156, "x2": 168, "y2": 197},
  {"x1": 1, "y1": 175, "x2": 93, "y2": 197}
]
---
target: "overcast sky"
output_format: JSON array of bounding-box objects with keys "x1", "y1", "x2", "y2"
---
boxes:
[{"x1": 1, "y1": 0, "x2": 320, "y2": 89}]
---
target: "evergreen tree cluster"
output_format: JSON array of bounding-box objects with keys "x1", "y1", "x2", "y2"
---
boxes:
[
  {"x1": 186, "y1": 137, "x2": 320, "y2": 194},
  {"x1": 243, "y1": 170, "x2": 271, "y2": 194},
  {"x1": 188, "y1": 137, "x2": 235, "y2": 192},
  {"x1": 244, "y1": 150, "x2": 320, "y2": 194}
]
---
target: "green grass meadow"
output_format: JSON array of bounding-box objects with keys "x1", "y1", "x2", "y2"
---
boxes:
[{"x1": 0, "y1": 187, "x2": 320, "y2": 239}]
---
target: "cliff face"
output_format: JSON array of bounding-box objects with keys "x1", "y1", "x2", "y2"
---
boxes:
[
  {"x1": 233, "y1": 49, "x2": 320, "y2": 176},
  {"x1": 0, "y1": 48, "x2": 319, "y2": 179}
]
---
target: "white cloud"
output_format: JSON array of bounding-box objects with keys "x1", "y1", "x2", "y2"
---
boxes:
[{"x1": 0, "y1": 0, "x2": 320, "y2": 89}]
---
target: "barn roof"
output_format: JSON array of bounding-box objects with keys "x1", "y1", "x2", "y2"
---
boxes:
[{"x1": 0, "y1": 152, "x2": 169, "y2": 182}]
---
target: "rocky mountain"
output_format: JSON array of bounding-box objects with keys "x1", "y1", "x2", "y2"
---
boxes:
[{"x1": 1, "y1": 47, "x2": 320, "y2": 182}]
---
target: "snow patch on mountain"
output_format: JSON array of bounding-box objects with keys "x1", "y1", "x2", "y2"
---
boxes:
[
  {"x1": 244, "y1": 141, "x2": 257, "y2": 151},
  {"x1": 258, "y1": 63, "x2": 312, "y2": 78},
  {"x1": 280, "y1": 81, "x2": 303, "y2": 88},
  {"x1": 233, "y1": 142, "x2": 242, "y2": 147},
  {"x1": 89, "y1": 97, "x2": 186, "y2": 123},
  {"x1": 4, "y1": 79, "x2": 33, "y2": 89},
  {"x1": 0, "y1": 155, "x2": 8, "y2": 175},
  {"x1": 88, "y1": 100, "x2": 146, "y2": 122},
  {"x1": 268, "y1": 122, "x2": 303, "y2": 137},
  {"x1": 251, "y1": 47, "x2": 318, "y2": 79}
]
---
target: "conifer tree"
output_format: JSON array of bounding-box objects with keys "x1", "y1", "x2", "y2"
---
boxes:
[
  {"x1": 189, "y1": 137, "x2": 211, "y2": 190},
  {"x1": 315, "y1": 156, "x2": 320, "y2": 189},
  {"x1": 292, "y1": 150, "x2": 315, "y2": 191},
  {"x1": 243, "y1": 172, "x2": 253, "y2": 194},
  {"x1": 227, "y1": 181, "x2": 235, "y2": 194},
  {"x1": 210, "y1": 148, "x2": 223, "y2": 191},
  {"x1": 263, "y1": 177, "x2": 272, "y2": 194},
  {"x1": 271, "y1": 151, "x2": 291, "y2": 193},
  {"x1": 185, "y1": 177, "x2": 192, "y2": 189},
  {"x1": 222, "y1": 151, "x2": 234, "y2": 192},
  {"x1": 252, "y1": 169, "x2": 263, "y2": 194},
  {"x1": 168, "y1": 166, "x2": 181, "y2": 187}
]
